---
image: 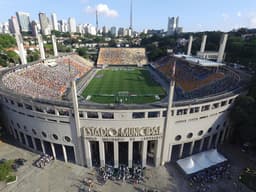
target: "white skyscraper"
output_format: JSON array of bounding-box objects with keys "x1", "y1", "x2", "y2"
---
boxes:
[
  {"x1": 39, "y1": 12, "x2": 51, "y2": 35},
  {"x1": 16, "y1": 12, "x2": 31, "y2": 32},
  {"x1": 77, "y1": 24, "x2": 84, "y2": 34},
  {"x1": 85, "y1": 24, "x2": 96, "y2": 35},
  {"x1": 51, "y1": 13, "x2": 58, "y2": 31},
  {"x1": 68, "y1": 17, "x2": 76, "y2": 33}
]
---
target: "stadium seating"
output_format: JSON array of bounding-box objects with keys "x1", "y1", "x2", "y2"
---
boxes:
[
  {"x1": 154, "y1": 57, "x2": 239, "y2": 100},
  {"x1": 2, "y1": 55, "x2": 93, "y2": 99},
  {"x1": 97, "y1": 48, "x2": 147, "y2": 66}
]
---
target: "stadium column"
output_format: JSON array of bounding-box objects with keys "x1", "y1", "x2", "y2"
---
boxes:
[
  {"x1": 23, "y1": 134, "x2": 29, "y2": 147},
  {"x1": 71, "y1": 80, "x2": 86, "y2": 166},
  {"x1": 217, "y1": 34, "x2": 228, "y2": 63},
  {"x1": 83, "y1": 140, "x2": 92, "y2": 167},
  {"x1": 99, "y1": 140, "x2": 105, "y2": 167},
  {"x1": 114, "y1": 141, "x2": 119, "y2": 168},
  {"x1": 52, "y1": 35, "x2": 58, "y2": 57},
  {"x1": 161, "y1": 76, "x2": 175, "y2": 165},
  {"x1": 128, "y1": 141, "x2": 133, "y2": 168},
  {"x1": 11, "y1": 127, "x2": 17, "y2": 139},
  {"x1": 51, "y1": 143, "x2": 56, "y2": 159},
  {"x1": 155, "y1": 139, "x2": 162, "y2": 166},
  {"x1": 40, "y1": 140, "x2": 46, "y2": 154},
  {"x1": 142, "y1": 140, "x2": 148, "y2": 167},
  {"x1": 16, "y1": 131, "x2": 22, "y2": 143},
  {"x1": 215, "y1": 131, "x2": 221, "y2": 148},
  {"x1": 37, "y1": 33, "x2": 46, "y2": 60},
  {"x1": 62, "y1": 145, "x2": 68, "y2": 162},
  {"x1": 178, "y1": 144, "x2": 184, "y2": 158},
  {"x1": 189, "y1": 141, "x2": 195, "y2": 155},
  {"x1": 200, "y1": 35, "x2": 207, "y2": 53},
  {"x1": 207, "y1": 135, "x2": 213, "y2": 149},
  {"x1": 199, "y1": 138, "x2": 204, "y2": 152},
  {"x1": 220, "y1": 128, "x2": 227, "y2": 144},
  {"x1": 15, "y1": 33, "x2": 27, "y2": 64},
  {"x1": 31, "y1": 137, "x2": 37, "y2": 151},
  {"x1": 187, "y1": 35, "x2": 193, "y2": 55}
]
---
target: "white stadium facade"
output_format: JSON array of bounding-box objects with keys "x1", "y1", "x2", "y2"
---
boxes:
[{"x1": 0, "y1": 38, "x2": 246, "y2": 168}]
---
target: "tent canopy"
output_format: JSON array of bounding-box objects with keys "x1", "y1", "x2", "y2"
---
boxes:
[{"x1": 176, "y1": 149, "x2": 227, "y2": 175}]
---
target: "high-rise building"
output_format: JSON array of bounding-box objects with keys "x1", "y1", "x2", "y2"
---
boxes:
[
  {"x1": 102, "y1": 26, "x2": 109, "y2": 35},
  {"x1": 118, "y1": 27, "x2": 125, "y2": 36},
  {"x1": 85, "y1": 24, "x2": 96, "y2": 35},
  {"x1": 9, "y1": 16, "x2": 20, "y2": 34},
  {"x1": 110, "y1": 26, "x2": 117, "y2": 37},
  {"x1": 58, "y1": 20, "x2": 68, "y2": 32},
  {"x1": 31, "y1": 20, "x2": 39, "y2": 36},
  {"x1": 16, "y1": 12, "x2": 31, "y2": 32},
  {"x1": 76, "y1": 24, "x2": 84, "y2": 34},
  {"x1": 39, "y1": 12, "x2": 51, "y2": 35},
  {"x1": 68, "y1": 17, "x2": 76, "y2": 33},
  {"x1": 2, "y1": 22, "x2": 10, "y2": 34},
  {"x1": 167, "y1": 16, "x2": 182, "y2": 35},
  {"x1": 51, "y1": 13, "x2": 58, "y2": 31}
]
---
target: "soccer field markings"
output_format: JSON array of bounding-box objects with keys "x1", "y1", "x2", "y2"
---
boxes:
[{"x1": 81, "y1": 67, "x2": 166, "y2": 104}]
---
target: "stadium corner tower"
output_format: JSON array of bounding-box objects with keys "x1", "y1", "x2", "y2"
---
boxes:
[{"x1": 0, "y1": 48, "x2": 244, "y2": 168}]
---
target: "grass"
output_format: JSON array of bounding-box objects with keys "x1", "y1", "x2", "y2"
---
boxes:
[
  {"x1": 82, "y1": 67, "x2": 166, "y2": 104},
  {"x1": 0, "y1": 160, "x2": 14, "y2": 182}
]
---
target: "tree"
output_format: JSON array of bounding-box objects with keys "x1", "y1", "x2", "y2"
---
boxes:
[
  {"x1": 230, "y1": 96, "x2": 256, "y2": 143},
  {"x1": 76, "y1": 47, "x2": 88, "y2": 58},
  {"x1": 27, "y1": 50, "x2": 39, "y2": 62},
  {"x1": 0, "y1": 34, "x2": 16, "y2": 49}
]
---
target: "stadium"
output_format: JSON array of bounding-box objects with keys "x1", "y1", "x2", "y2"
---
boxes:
[{"x1": 0, "y1": 46, "x2": 245, "y2": 168}]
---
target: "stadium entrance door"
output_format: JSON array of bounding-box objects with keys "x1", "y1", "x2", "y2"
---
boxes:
[
  {"x1": 90, "y1": 141, "x2": 100, "y2": 166},
  {"x1": 119, "y1": 142, "x2": 128, "y2": 166},
  {"x1": 133, "y1": 141, "x2": 143, "y2": 165},
  {"x1": 104, "y1": 142, "x2": 114, "y2": 166},
  {"x1": 147, "y1": 140, "x2": 157, "y2": 166}
]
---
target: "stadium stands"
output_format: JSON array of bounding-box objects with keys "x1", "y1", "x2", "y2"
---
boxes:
[
  {"x1": 97, "y1": 48, "x2": 147, "y2": 66},
  {"x1": 2, "y1": 55, "x2": 93, "y2": 99},
  {"x1": 154, "y1": 56, "x2": 239, "y2": 100}
]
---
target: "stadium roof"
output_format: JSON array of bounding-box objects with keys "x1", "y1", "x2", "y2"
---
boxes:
[
  {"x1": 176, "y1": 149, "x2": 227, "y2": 175},
  {"x1": 174, "y1": 54, "x2": 225, "y2": 67}
]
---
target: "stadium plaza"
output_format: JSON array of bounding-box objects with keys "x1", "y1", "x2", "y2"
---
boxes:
[{"x1": 0, "y1": 47, "x2": 244, "y2": 169}]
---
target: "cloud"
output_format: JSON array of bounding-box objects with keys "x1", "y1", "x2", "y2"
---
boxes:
[
  {"x1": 237, "y1": 11, "x2": 242, "y2": 17},
  {"x1": 85, "y1": 3, "x2": 118, "y2": 17}
]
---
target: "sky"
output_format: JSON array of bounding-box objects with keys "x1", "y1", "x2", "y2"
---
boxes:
[{"x1": 0, "y1": 0, "x2": 256, "y2": 32}]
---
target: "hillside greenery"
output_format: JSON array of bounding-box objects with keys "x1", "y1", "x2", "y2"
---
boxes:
[{"x1": 0, "y1": 34, "x2": 19, "y2": 67}]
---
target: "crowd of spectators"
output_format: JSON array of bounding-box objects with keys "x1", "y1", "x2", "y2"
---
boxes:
[
  {"x1": 97, "y1": 48, "x2": 147, "y2": 66},
  {"x1": 188, "y1": 162, "x2": 231, "y2": 192},
  {"x1": 174, "y1": 74, "x2": 238, "y2": 100},
  {"x1": 2, "y1": 55, "x2": 93, "y2": 99},
  {"x1": 154, "y1": 57, "x2": 239, "y2": 100}
]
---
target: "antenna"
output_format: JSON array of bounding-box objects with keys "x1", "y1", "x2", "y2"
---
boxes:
[
  {"x1": 129, "y1": 0, "x2": 133, "y2": 30},
  {"x1": 96, "y1": 10, "x2": 98, "y2": 35}
]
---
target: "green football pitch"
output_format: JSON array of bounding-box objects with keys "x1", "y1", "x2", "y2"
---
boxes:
[{"x1": 82, "y1": 67, "x2": 166, "y2": 104}]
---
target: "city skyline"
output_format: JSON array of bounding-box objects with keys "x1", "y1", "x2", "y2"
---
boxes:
[{"x1": 0, "y1": 0, "x2": 256, "y2": 32}]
